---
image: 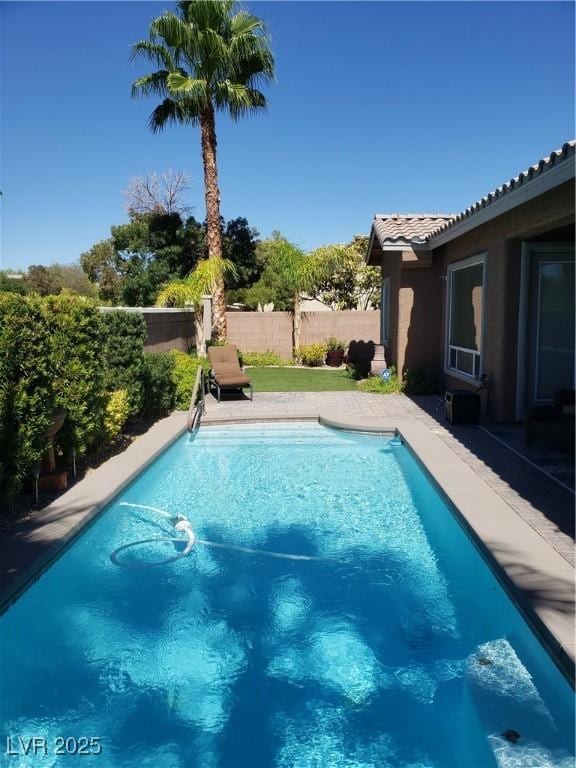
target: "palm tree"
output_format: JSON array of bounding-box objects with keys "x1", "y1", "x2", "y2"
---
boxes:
[
  {"x1": 132, "y1": 0, "x2": 274, "y2": 340},
  {"x1": 155, "y1": 257, "x2": 235, "y2": 354},
  {"x1": 266, "y1": 238, "x2": 346, "y2": 355}
]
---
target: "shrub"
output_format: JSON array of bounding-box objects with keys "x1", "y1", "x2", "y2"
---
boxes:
[
  {"x1": 171, "y1": 350, "x2": 207, "y2": 410},
  {"x1": 141, "y1": 352, "x2": 176, "y2": 417},
  {"x1": 358, "y1": 366, "x2": 401, "y2": 394},
  {"x1": 104, "y1": 390, "x2": 130, "y2": 443},
  {"x1": 101, "y1": 310, "x2": 146, "y2": 417},
  {"x1": 402, "y1": 368, "x2": 438, "y2": 395},
  {"x1": 45, "y1": 293, "x2": 107, "y2": 459},
  {"x1": 326, "y1": 337, "x2": 346, "y2": 352},
  {"x1": 0, "y1": 293, "x2": 56, "y2": 498},
  {"x1": 241, "y1": 351, "x2": 293, "y2": 367},
  {"x1": 0, "y1": 292, "x2": 107, "y2": 500},
  {"x1": 298, "y1": 343, "x2": 327, "y2": 367}
]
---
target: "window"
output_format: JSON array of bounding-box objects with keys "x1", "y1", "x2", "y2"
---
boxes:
[
  {"x1": 382, "y1": 277, "x2": 391, "y2": 343},
  {"x1": 446, "y1": 255, "x2": 485, "y2": 378}
]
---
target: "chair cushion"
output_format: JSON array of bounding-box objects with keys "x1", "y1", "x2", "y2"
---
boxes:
[{"x1": 216, "y1": 373, "x2": 251, "y2": 387}]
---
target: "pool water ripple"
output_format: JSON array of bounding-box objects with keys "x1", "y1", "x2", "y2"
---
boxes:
[{"x1": 0, "y1": 423, "x2": 573, "y2": 768}]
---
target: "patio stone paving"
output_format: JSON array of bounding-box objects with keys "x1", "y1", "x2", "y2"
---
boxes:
[{"x1": 203, "y1": 391, "x2": 575, "y2": 566}]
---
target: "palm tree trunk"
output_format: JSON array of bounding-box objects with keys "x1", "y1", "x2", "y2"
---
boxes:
[
  {"x1": 293, "y1": 292, "x2": 302, "y2": 357},
  {"x1": 199, "y1": 104, "x2": 227, "y2": 341}
]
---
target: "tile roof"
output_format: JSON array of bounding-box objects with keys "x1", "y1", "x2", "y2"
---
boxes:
[
  {"x1": 373, "y1": 214, "x2": 454, "y2": 246},
  {"x1": 426, "y1": 140, "x2": 576, "y2": 241}
]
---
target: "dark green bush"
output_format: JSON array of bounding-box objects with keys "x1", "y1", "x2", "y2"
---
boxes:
[
  {"x1": 142, "y1": 352, "x2": 176, "y2": 417},
  {"x1": 45, "y1": 293, "x2": 107, "y2": 459},
  {"x1": 100, "y1": 310, "x2": 146, "y2": 416},
  {"x1": 0, "y1": 292, "x2": 107, "y2": 499},
  {"x1": 402, "y1": 368, "x2": 438, "y2": 395},
  {"x1": 0, "y1": 293, "x2": 56, "y2": 498}
]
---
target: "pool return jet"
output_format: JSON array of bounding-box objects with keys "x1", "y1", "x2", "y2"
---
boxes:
[{"x1": 111, "y1": 502, "x2": 322, "y2": 568}]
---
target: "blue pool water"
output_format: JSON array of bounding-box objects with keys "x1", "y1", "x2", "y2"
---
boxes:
[{"x1": 0, "y1": 423, "x2": 574, "y2": 767}]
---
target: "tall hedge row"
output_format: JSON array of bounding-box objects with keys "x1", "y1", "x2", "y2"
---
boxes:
[
  {"x1": 0, "y1": 294, "x2": 174, "y2": 503},
  {"x1": 0, "y1": 294, "x2": 57, "y2": 498},
  {"x1": 101, "y1": 311, "x2": 147, "y2": 416}
]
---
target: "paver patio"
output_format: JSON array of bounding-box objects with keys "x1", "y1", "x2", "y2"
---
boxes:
[{"x1": 203, "y1": 391, "x2": 575, "y2": 566}]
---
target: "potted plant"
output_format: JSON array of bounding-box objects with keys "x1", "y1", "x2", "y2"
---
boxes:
[{"x1": 325, "y1": 337, "x2": 346, "y2": 367}]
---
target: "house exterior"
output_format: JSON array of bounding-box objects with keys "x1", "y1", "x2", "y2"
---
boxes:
[{"x1": 366, "y1": 141, "x2": 575, "y2": 422}]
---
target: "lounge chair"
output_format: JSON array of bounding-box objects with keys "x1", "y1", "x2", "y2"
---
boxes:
[{"x1": 207, "y1": 344, "x2": 253, "y2": 402}]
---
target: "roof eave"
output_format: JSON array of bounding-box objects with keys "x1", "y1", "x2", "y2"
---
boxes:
[{"x1": 427, "y1": 157, "x2": 575, "y2": 249}]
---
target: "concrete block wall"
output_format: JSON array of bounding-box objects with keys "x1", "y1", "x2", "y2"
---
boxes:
[
  {"x1": 226, "y1": 310, "x2": 380, "y2": 359},
  {"x1": 301, "y1": 311, "x2": 379, "y2": 347},
  {"x1": 226, "y1": 312, "x2": 294, "y2": 358}
]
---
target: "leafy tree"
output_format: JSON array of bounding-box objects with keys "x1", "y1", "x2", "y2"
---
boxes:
[
  {"x1": 313, "y1": 236, "x2": 381, "y2": 310},
  {"x1": 223, "y1": 217, "x2": 261, "y2": 289},
  {"x1": 110, "y1": 212, "x2": 205, "y2": 305},
  {"x1": 132, "y1": 0, "x2": 275, "y2": 340},
  {"x1": 79, "y1": 240, "x2": 122, "y2": 304},
  {"x1": 25, "y1": 265, "x2": 55, "y2": 295},
  {"x1": 25, "y1": 264, "x2": 98, "y2": 298},
  {"x1": 265, "y1": 236, "x2": 346, "y2": 353},
  {"x1": 0, "y1": 272, "x2": 27, "y2": 295}
]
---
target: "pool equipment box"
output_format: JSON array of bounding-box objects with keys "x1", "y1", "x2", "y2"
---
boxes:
[{"x1": 445, "y1": 389, "x2": 481, "y2": 424}]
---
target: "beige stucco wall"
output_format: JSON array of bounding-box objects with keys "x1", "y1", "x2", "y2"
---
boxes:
[
  {"x1": 226, "y1": 310, "x2": 380, "y2": 359},
  {"x1": 381, "y1": 181, "x2": 575, "y2": 421},
  {"x1": 436, "y1": 182, "x2": 574, "y2": 421}
]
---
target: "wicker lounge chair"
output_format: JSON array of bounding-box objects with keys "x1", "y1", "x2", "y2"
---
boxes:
[{"x1": 207, "y1": 344, "x2": 253, "y2": 402}]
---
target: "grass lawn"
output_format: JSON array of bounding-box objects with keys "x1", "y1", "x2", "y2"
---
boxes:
[{"x1": 247, "y1": 367, "x2": 358, "y2": 392}]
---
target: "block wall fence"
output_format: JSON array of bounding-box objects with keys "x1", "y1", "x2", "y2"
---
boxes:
[
  {"x1": 99, "y1": 307, "x2": 380, "y2": 358},
  {"x1": 226, "y1": 310, "x2": 380, "y2": 358}
]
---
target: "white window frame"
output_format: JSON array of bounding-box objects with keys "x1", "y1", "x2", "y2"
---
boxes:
[
  {"x1": 444, "y1": 253, "x2": 487, "y2": 383},
  {"x1": 381, "y1": 277, "x2": 391, "y2": 344}
]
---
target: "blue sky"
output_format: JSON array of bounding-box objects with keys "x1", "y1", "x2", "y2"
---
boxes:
[{"x1": 1, "y1": 1, "x2": 574, "y2": 269}]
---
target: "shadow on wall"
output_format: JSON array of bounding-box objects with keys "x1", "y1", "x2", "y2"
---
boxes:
[
  {"x1": 403, "y1": 270, "x2": 443, "y2": 385},
  {"x1": 347, "y1": 341, "x2": 375, "y2": 378}
]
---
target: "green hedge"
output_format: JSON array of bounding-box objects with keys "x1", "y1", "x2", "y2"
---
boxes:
[
  {"x1": 45, "y1": 293, "x2": 107, "y2": 458},
  {"x1": 101, "y1": 311, "x2": 146, "y2": 417},
  {"x1": 241, "y1": 351, "x2": 293, "y2": 367},
  {"x1": 0, "y1": 293, "x2": 107, "y2": 498},
  {"x1": 142, "y1": 352, "x2": 175, "y2": 417},
  {"x1": 170, "y1": 351, "x2": 208, "y2": 410},
  {"x1": 0, "y1": 294, "x2": 56, "y2": 498}
]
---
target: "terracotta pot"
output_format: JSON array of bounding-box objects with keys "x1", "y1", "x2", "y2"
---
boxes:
[{"x1": 326, "y1": 349, "x2": 345, "y2": 367}]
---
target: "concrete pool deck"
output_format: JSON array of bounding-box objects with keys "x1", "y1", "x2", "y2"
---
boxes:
[{"x1": 0, "y1": 392, "x2": 573, "y2": 679}]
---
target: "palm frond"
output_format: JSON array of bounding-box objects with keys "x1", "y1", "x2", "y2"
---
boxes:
[
  {"x1": 151, "y1": 12, "x2": 190, "y2": 50},
  {"x1": 156, "y1": 256, "x2": 236, "y2": 308},
  {"x1": 166, "y1": 72, "x2": 208, "y2": 100},
  {"x1": 214, "y1": 81, "x2": 266, "y2": 118},
  {"x1": 131, "y1": 71, "x2": 170, "y2": 100},
  {"x1": 230, "y1": 11, "x2": 264, "y2": 39},
  {"x1": 148, "y1": 97, "x2": 197, "y2": 132},
  {"x1": 179, "y1": 0, "x2": 235, "y2": 32},
  {"x1": 130, "y1": 40, "x2": 176, "y2": 70},
  {"x1": 155, "y1": 279, "x2": 196, "y2": 308}
]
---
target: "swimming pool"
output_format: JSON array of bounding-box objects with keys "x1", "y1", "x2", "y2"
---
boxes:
[{"x1": 0, "y1": 423, "x2": 574, "y2": 767}]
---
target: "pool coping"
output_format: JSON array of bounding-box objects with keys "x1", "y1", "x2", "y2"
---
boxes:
[{"x1": 1, "y1": 408, "x2": 573, "y2": 683}]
